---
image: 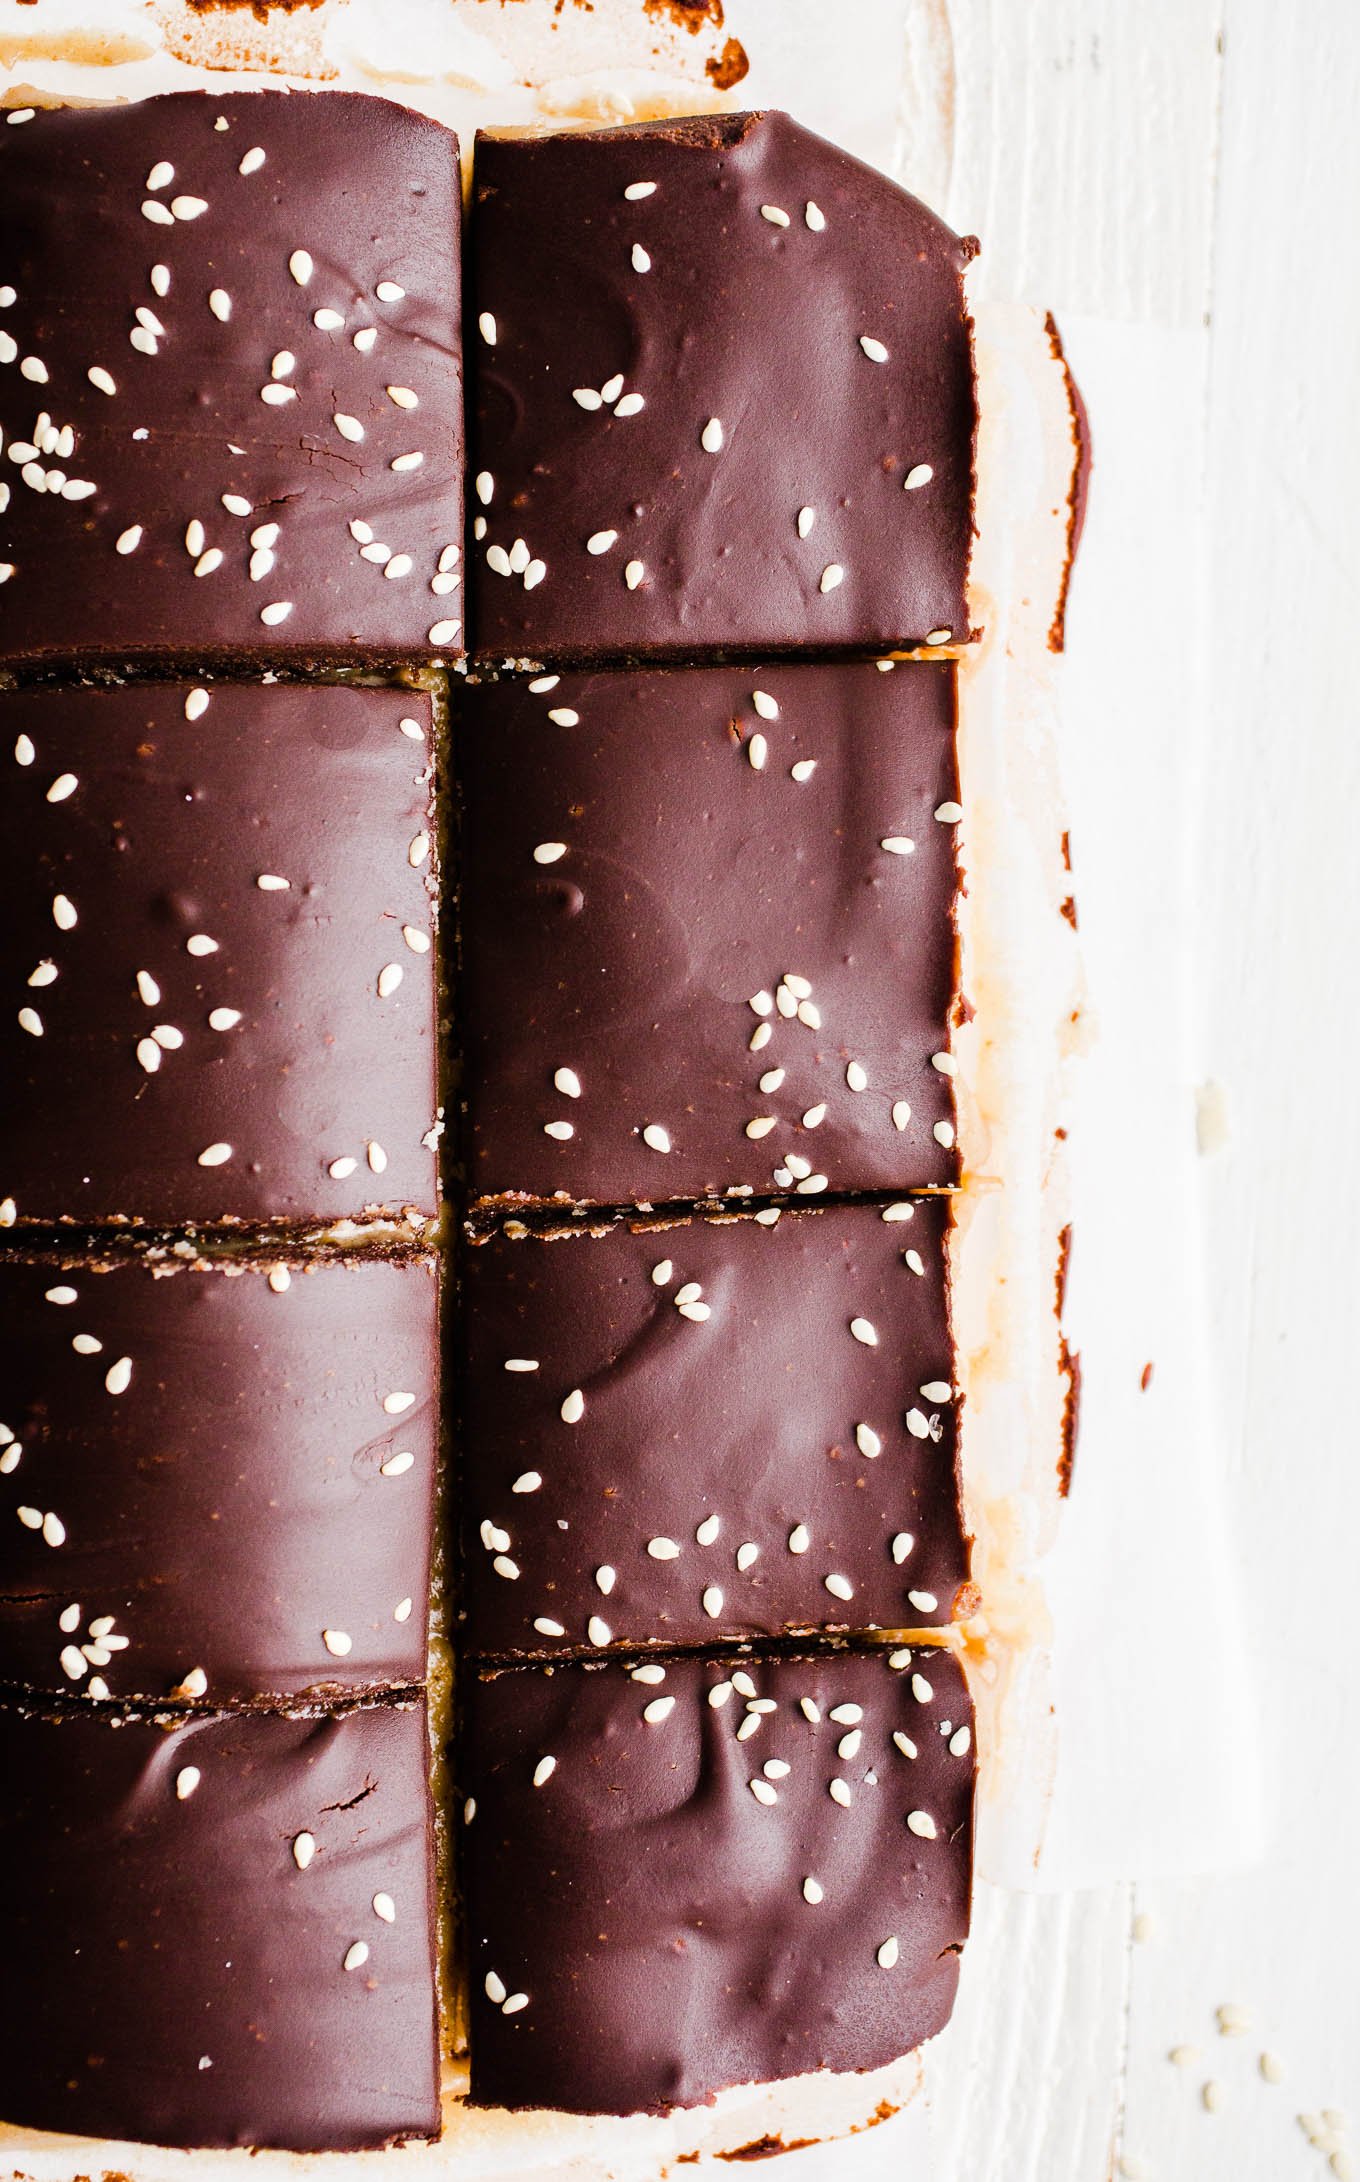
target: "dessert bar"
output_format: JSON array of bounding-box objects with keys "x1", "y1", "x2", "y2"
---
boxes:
[
  {"x1": 0, "y1": 1697, "x2": 440, "y2": 2150},
  {"x1": 0, "y1": 1251, "x2": 438, "y2": 1703},
  {"x1": 468, "y1": 112, "x2": 975, "y2": 660},
  {"x1": 459, "y1": 1647, "x2": 973, "y2": 2113},
  {"x1": 459, "y1": 1201, "x2": 968, "y2": 1656},
  {"x1": 0, "y1": 679, "x2": 440, "y2": 1228},
  {"x1": 457, "y1": 660, "x2": 961, "y2": 1210},
  {"x1": 0, "y1": 92, "x2": 463, "y2": 671}
]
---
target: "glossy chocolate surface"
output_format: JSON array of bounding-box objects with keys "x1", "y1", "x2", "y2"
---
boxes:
[
  {"x1": 0, "y1": 92, "x2": 463, "y2": 669},
  {"x1": 0, "y1": 1253, "x2": 438, "y2": 1702},
  {"x1": 0, "y1": 679, "x2": 439, "y2": 1224},
  {"x1": 0, "y1": 1698, "x2": 440, "y2": 2150},
  {"x1": 458, "y1": 660, "x2": 961, "y2": 1208},
  {"x1": 459, "y1": 1202, "x2": 966, "y2": 1655},
  {"x1": 468, "y1": 111, "x2": 975, "y2": 659},
  {"x1": 460, "y1": 1649, "x2": 974, "y2": 2114}
]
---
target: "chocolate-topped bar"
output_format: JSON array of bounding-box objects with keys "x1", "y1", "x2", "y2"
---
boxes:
[
  {"x1": 468, "y1": 112, "x2": 975, "y2": 659},
  {"x1": 0, "y1": 1697, "x2": 439, "y2": 2150},
  {"x1": 0, "y1": 1252, "x2": 438, "y2": 1703},
  {"x1": 460, "y1": 1202, "x2": 967, "y2": 1656},
  {"x1": 0, "y1": 680, "x2": 439, "y2": 1226},
  {"x1": 458, "y1": 661, "x2": 961, "y2": 1208},
  {"x1": 460, "y1": 1648, "x2": 973, "y2": 2113},
  {"x1": 0, "y1": 92, "x2": 462, "y2": 670}
]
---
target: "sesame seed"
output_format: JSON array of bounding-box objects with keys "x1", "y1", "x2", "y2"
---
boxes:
[
  {"x1": 573, "y1": 388, "x2": 603, "y2": 410},
  {"x1": 624, "y1": 181, "x2": 657, "y2": 199},
  {"x1": 46, "y1": 772, "x2": 77, "y2": 803},
  {"x1": 949, "y1": 1725, "x2": 972, "y2": 1756},
  {"x1": 643, "y1": 1697, "x2": 676, "y2": 1724},
  {"x1": 0, "y1": 1202, "x2": 14, "y2": 1227},
  {"x1": 533, "y1": 841, "x2": 567, "y2": 865},
  {"x1": 533, "y1": 1616, "x2": 564, "y2": 1637},
  {"x1": 747, "y1": 732, "x2": 767, "y2": 770},
  {"x1": 195, "y1": 1143, "x2": 232, "y2": 1170},
  {"x1": 484, "y1": 1971, "x2": 507, "y2": 2004},
  {"x1": 850, "y1": 1317, "x2": 878, "y2": 1347},
  {"x1": 614, "y1": 393, "x2": 645, "y2": 417},
  {"x1": 478, "y1": 311, "x2": 497, "y2": 345},
  {"x1": 171, "y1": 196, "x2": 208, "y2": 221},
  {"x1": 829, "y1": 1779, "x2": 852, "y2": 1807},
  {"x1": 209, "y1": 289, "x2": 232, "y2": 321},
  {"x1": 647, "y1": 1537, "x2": 681, "y2": 1561},
  {"x1": 1259, "y1": 2052, "x2": 1283, "y2": 2084},
  {"x1": 881, "y1": 835, "x2": 915, "y2": 855},
  {"x1": 736, "y1": 1542, "x2": 759, "y2": 1572},
  {"x1": 824, "y1": 1572, "x2": 854, "y2": 1602},
  {"x1": 934, "y1": 1120, "x2": 956, "y2": 1149},
  {"x1": 594, "y1": 1565, "x2": 615, "y2": 1595},
  {"x1": 52, "y1": 895, "x2": 77, "y2": 930},
  {"x1": 373, "y1": 1891, "x2": 396, "y2": 1923},
  {"x1": 390, "y1": 452, "x2": 424, "y2": 473},
  {"x1": 820, "y1": 563, "x2": 845, "y2": 593},
  {"x1": 805, "y1": 200, "x2": 827, "y2": 230},
  {"x1": 428, "y1": 620, "x2": 460, "y2": 646},
  {"x1": 175, "y1": 1765, "x2": 201, "y2": 1800},
  {"x1": 587, "y1": 1614, "x2": 612, "y2": 1645},
  {"x1": 846, "y1": 1061, "x2": 869, "y2": 1092},
  {"x1": 313, "y1": 307, "x2": 343, "y2": 330},
  {"x1": 88, "y1": 365, "x2": 117, "y2": 396},
  {"x1": 651, "y1": 1260, "x2": 673, "y2": 1286},
  {"x1": 260, "y1": 601, "x2": 293, "y2": 626},
  {"x1": 926, "y1": 628, "x2": 953, "y2": 646},
  {"x1": 475, "y1": 471, "x2": 494, "y2": 505},
  {"x1": 586, "y1": 529, "x2": 618, "y2": 554},
  {"x1": 700, "y1": 417, "x2": 724, "y2": 453},
  {"x1": 17, "y1": 1005, "x2": 42, "y2": 1037},
  {"x1": 42, "y1": 1512, "x2": 66, "y2": 1547},
  {"x1": 377, "y1": 963, "x2": 404, "y2": 998},
  {"x1": 746, "y1": 1116, "x2": 777, "y2": 1139},
  {"x1": 696, "y1": 1514, "x2": 720, "y2": 1545},
  {"x1": 136, "y1": 1036, "x2": 161, "y2": 1073},
  {"x1": 631, "y1": 244, "x2": 651, "y2": 273},
  {"x1": 387, "y1": 386, "x2": 419, "y2": 411},
  {"x1": 788, "y1": 1524, "x2": 810, "y2": 1553},
  {"x1": 333, "y1": 412, "x2": 364, "y2": 442},
  {"x1": 860, "y1": 335, "x2": 889, "y2": 362},
  {"x1": 877, "y1": 1936, "x2": 900, "y2": 1969},
  {"x1": 179, "y1": 1667, "x2": 208, "y2": 1698},
  {"x1": 797, "y1": 505, "x2": 816, "y2": 537},
  {"x1": 751, "y1": 690, "x2": 779, "y2": 720},
  {"x1": 328, "y1": 1156, "x2": 358, "y2": 1179},
  {"x1": 1201, "y1": 2081, "x2": 1223, "y2": 2114},
  {"x1": 256, "y1": 873, "x2": 289, "y2": 892},
  {"x1": 750, "y1": 1779, "x2": 778, "y2": 1806},
  {"x1": 892, "y1": 1731, "x2": 918, "y2": 1761},
  {"x1": 343, "y1": 1941, "x2": 369, "y2": 1972},
  {"x1": 289, "y1": 251, "x2": 314, "y2": 286},
  {"x1": 547, "y1": 707, "x2": 580, "y2": 726},
  {"x1": 493, "y1": 1554, "x2": 519, "y2": 1580},
  {"x1": 643, "y1": 1124, "x2": 671, "y2": 1153},
  {"x1": 911, "y1": 1671, "x2": 934, "y2": 1702},
  {"x1": 532, "y1": 1756, "x2": 556, "y2": 1787},
  {"x1": 855, "y1": 1424, "x2": 882, "y2": 1458},
  {"x1": 502, "y1": 1361, "x2": 537, "y2": 1377},
  {"x1": 905, "y1": 463, "x2": 934, "y2": 490},
  {"x1": 892, "y1": 1533, "x2": 915, "y2": 1564},
  {"x1": 543, "y1": 1120, "x2": 574, "y2": 1141},
  {"x1": 72, "y1": 1333, "x2": 101, "y2": 1354},
  {"x1": 760, "y1": 204, "x2": 790, "y2": 227},
  {"x1": 559, "y1": 1389, "x2": 585, "y2": 1427},
  {"x1": 708, "y1": 1682, "x2": 733, "y2": 1708},
  {"x1": 142, "y1": 199, "x2": 175, "y2": 226},
  {"x1": 893, "y1": 1101, "x2": 913, "y2": 1131},
  {"x1": 624, "y1": 558, "x2": 645, "y2": 589},
  {"x1": 60, "y1": 1644, "x2": 87, "y2": 1679},
  {"x1": 354, "y1": 327, "x2": 378, "y2": 353},
  {"x1": 376, "y1": 280, "x2": 405, "y2": 302}
]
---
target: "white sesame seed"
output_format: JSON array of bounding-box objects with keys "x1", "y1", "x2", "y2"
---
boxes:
[
  {"x1": 376, "y1": 280, "x2": 405, "y2": 302},
  {"x1": 908, "y1": 1590, "x2": 939, "y2": 1613},
  {"x1": 573, "y1": 387, "x2": 604, "y2": 411},
  {"x1": 859, "y1": 335, "x2": 889, "y2": 363},
  {"x1": 43, "y1": 1512, "x2": 66, "y2": 1546},
  {"x1": 643, "y1": 1696, "x2": 676, "y2": 1724},
  {"x1": 647, "y1": 1537, "x2": 681, "y2": 1561},
  {"x1": 543, "y1": 1120, "x2": 574, "y2": 1141},
  {"x1": 911, "y1": 1671, "x2": 934, "y2": 1702},
  {"x1": 533, "y1": 1616, "x2": 564, "y2": 1636},
  {"x1": 700, "y1": 417, "x2": 724, "y2": 453},
  {"x1": 194, "y1": 548, "x2": 224, "y2": 577},
  {"x1": 343, "y1": 1941, "x2": 369, "y2": 1972},
  {"x1": 60, "y1": 1644, "x2": 87, "y2": 1679},
  {"x1": 175, "y1": 1764, "x2": 201, "y2": 1800},
  {"x1": 560, "y1": 1388, "x2": 585, "y2": 1425},
  {"x1": 502, "y1": 1360, "x2": 538, "y2": 1376},
  {"x1": 17, "y1": 1004, "x2": 43, "y2": 1037},
  {"x1": 893, "y1": 1101, "x2": 913, "y2": 1132},
  {"x1": 933, "y1": 1120, "x2": 956, "y2": 1149},
  {"x1": 642, "y1": 1124, "x2": 671, "y2": 1153},
  {"x1": 259, "y1": 601, "x2": 293, "y2": 626},
  {"x1": 892, "y1": 1533, "x2": 915, "y2": 1564},
  {"x1": 46, "y1": 772, "x2": 78, "y2": 803},
  {"x1": 256, "y1": 873, "x2": 289, "y2": 892},
  {"x1": 88, "y1": 365, "x2": 117, "y2": 396},
  {"x1": 475, "y1": 471, "x2": 494, "y2": 505},
  {"x1": 624, "y1": 181, "x2": 657, "y2": 199},
  {"x1": 905, "y1": 1408, "x2": 931, "y2": 1439},
  {"x1": 44, "y1": 1287, "x2": 77, "y2": 1307},
  {"x1": 837, "y1": 1730, "x2": 862, "y2": 1760},
  {"x1": 702, "y1": 1585, "x2": 724, "y2": 1618},
  {"x1": 13, "y1": 734, "x2": 34, "y2": 767},
  {"x1": 478, "y1": 311, "x2": 497, "y2": 346},
  {"x1": 587, "y1": 1615, "x2": 612, "y2": 1645},
  {"x1": 322, "y1": 1628, "x2": 353, "y2": 1656},
  {"x1": 736, "y1": 1542, "x2": 760, "y2": 1572},
  {"x1": 547, "y1": 707, "x2": 579, "y2": 726},
  {"x1": 328, "y1": 1156, "x2": 358, "y2": 1180},
  {"x1": 586, "y1": 529, "x2": 618, "y2": 555},
  {"x1": 390, "y1": 452, "x2": 424, "y2": 473},
  {"x1": 52, "y1": 895, "x2": 77, "y2": 931},
  {"x1": 104, "y1": 1356, "x2": 133, "y2": 1396},
  {"x1": 384, "y1": 1391, "x2": 419, "y2": 1417},
  {"x1": 820, "y1": 564, "x2": 844, "y2": 593},
  {"x1": 136, "y1": 1036, "x2": 161, "y2": 1073},
  {"x1": 935, "y1": 800, "x2": 964, "y2": 823},
  {"x1": 208, "y1": 1008, "x2": 242, "y2": 1032},
  {"x1": 614, "y1": 392, "x2": 645, "y2": 417},
  {"x1": 855, "y1": 1424, "x2": 882, "y2": 1458},
  {"x1": 746, "y1": 1116, "x2": 777, "y2": 1139},
  {"x1": 387, "y1": 386, "x2": 419, "y2": 412},
  {"x1": 533, "y1": 841, "x2": 567, "y2": 865},
  {"x1": 747, "y1": 732, "x2": 767, "y2": 770},
  {"x1": 289, "y1": 251, "x2": 314, "y2": 286},
  {"x1": 758, "y1": 1069, "x2": 786, "y2": 1094},
  {"x1": 829, "y1": 1778, "x2": 852, "y2": 1808},
  {"x1": 631, "y1": 244, "x2": 651, "y2": 273},
  {"x1": 877, "y1": 1936, "x2": 900, "y2": 1969},
  {"x1": 788, "y1": 1524, "x2": 810, "y2": 1554},
  {"x1": 428, "y1": 620, "x2": 460, "y2": 646},
  {"x1": 333, "y1": 412, "x2": 365, "y2": 442},
  {"x1": 651, "y1": 1260, "x2": 674, "y2": 1286},
  {"x1": 72, "y1": 1333, "x2": 102, "y2": 1354},
  {"x1": 950, "y1": 1725, "x2": 972, "y2": 1756},
  {"x1": 850, "y1": 1317, "x2": 878, "y2": 1347},
  {"x1": 904, "y1": 463, "x2": 934, "y2": 491},
  {"x1": 492, "y1": 1554, "x2": 519, "y2": 1580},
  {"x1": 484, "y1": 1971, "x2": 507, "y2": 2004},
  {"x1": 171, "y1": 195, "x2": 208, "y2": 221},
  {"x1": 824, "y1": 1572, "x2": 854, "y2": 1602},
  {"x1": 354, "y1": 327, "x2": 378, "y2": 353},
  {"x1": 797, "y1": 505, "x2": 816, "y2": 538},
  {"x1": 696, "y1": 1514, "x2": 720, "y2": 1545},
  {"x1": 313, "y1": 307, "x2": 343, "y2": 331},
  {"x1": 27, "y1": 962, "x2": 56, "y2": 988},
  {"x1": 760, "y1": 204, "x2": 790, "y2": 227},
  {"x1": 377, "y1": 963, "x2": 404, "y2": 999},
  {"x1": 624, "y1": 558, "x2": 645, "y2": 589},
  {"x1": 749, "y1": 989, "x2": 774, "y2": 1017},
  {"x1": 142, "y1": 198, "x2": 175, "y2": 225},
  {"x1": 750, "y1": 1779, "x2": 778, "y2": 1806},
  {"x1": 532, "y1": 1756, "x2": 557, "y2": 1788},
  {"x1": 553, "y1": 1066, "x2": 582, "y2": 1100},
  {"x1": 804, "y1": 200, "x2": 827, "y2": 230},
  {"x1": 595, "y1": 1565, "x2": 616, "y2": 1595},
  {"x1": 926, "y1": 628, "x2": 953, "y2": 646}
]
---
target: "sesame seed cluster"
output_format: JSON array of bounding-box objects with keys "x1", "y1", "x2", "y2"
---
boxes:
[{"x1": 0, "y1": 91, "x2": 981, "y2": 2149}]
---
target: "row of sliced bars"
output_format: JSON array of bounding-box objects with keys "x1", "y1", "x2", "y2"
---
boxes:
[
  {"x1": 0, "y1": 84, "x2": 982, "y2": 2153},
  {"x1": 0, "y1": 97, "x2": 974, "y2": 671}
]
